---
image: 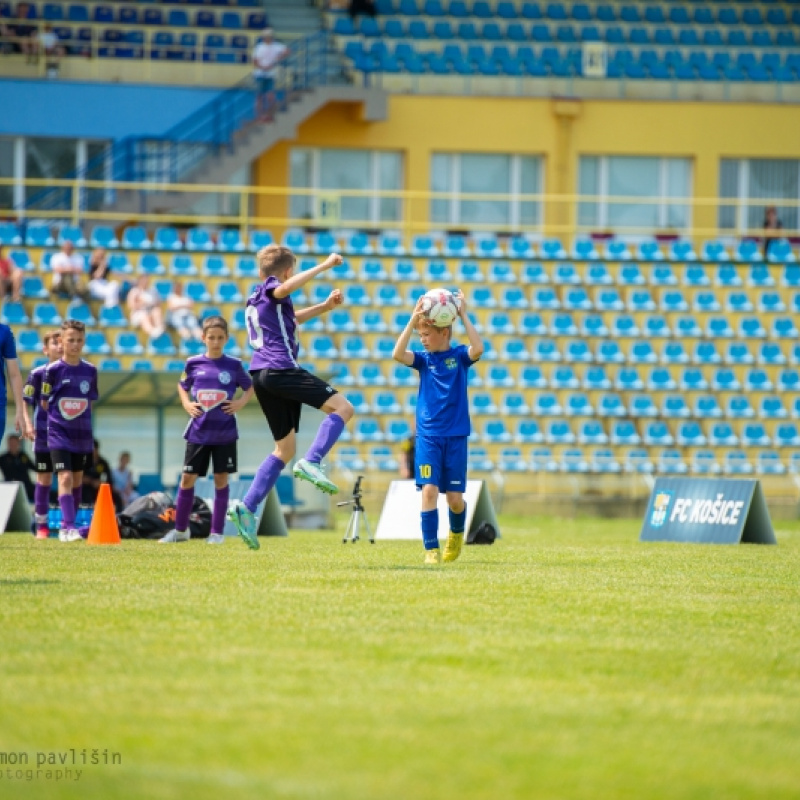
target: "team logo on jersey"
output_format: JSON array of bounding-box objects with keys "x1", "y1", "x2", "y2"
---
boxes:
[
  {"x1": 23, "y1": 384, "x2": 34, "y2": 398},
  {"x1": 196, "y1": 389, "x2": 227, "y2": 411},
  {"x1": 58, "y1": 397, "x2": 89, "y2": 420},
  {"x1": 42, "y1": 382, "x2": 51, "y2": 394},
  {"x1": 445, "y1": 357, "x2": 457, "y2": 370},
  {"x1": 80, "y1": 380, "x2": 90, "y2": 394},
  {"x1": 218, "y1": 371, "x2": 231, "y2": 385}
]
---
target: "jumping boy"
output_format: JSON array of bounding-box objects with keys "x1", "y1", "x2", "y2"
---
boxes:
[
  {"x1": 391, "y1": 292, "x2": 483, "y2": 564},
  {"x1": 22, "y1": 329, "x2": 62, "y2": 539},
  {"x1": 42, "y1": 320, "x2": 98, "y2": 543},
  {"x1": 160, "y1": 315, "x2": 254, "y2": 544},
  {"x1": 227, "y1": 245, "x2": 354, "y2": 550}
]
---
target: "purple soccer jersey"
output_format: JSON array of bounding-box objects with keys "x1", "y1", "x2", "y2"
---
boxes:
[
  {"x1": 246, "y1": 276, "x2": 300, "y2": 371},
  {"x1": 43, "y1": 359, "x2": 99, "y2": 454},
  {"x1": 180, "y1": 354, "x2": 253, "y2": 445},
  {"x1": 23, "y1": 364, "x2": 50, "y2": 452}
]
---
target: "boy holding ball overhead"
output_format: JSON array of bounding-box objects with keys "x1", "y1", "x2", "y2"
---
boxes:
[{"x1": 391, "y1": 290, "x2": 483, "y2": 565}]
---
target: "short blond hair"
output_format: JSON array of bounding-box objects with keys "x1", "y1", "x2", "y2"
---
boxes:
[{"x1": 257, "y1": 244, "x2": 296, "y2": 279}]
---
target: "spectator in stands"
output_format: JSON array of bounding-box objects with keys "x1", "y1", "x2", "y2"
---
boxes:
[
  {"x1": 762, "y1": 205, "x2": 783, "y2": 259},
  {"x1": 51, "y1": 241, "x2": 91, "y2": 302},
  {"x1": 87, "y1": 248, "x2": 121, "y2": 309},
  {"x1": 127, "y1": 275, "x2": 165, "y2": 338},
  {"x1": 111, "y1": 451, "x2": 138, "y2": 508},
  {"x1": 252, "y1": 28, "x2": 288, "y2": 120},
  {"x1": 39, "y1": 24, "x2": 63, "y2": 77},
  {"x1": 1, "y1": 3, "x2": 37, "y2": 60},
  {"x1": 166, "y1": 280, "x2": 202, "y2": 342},
  {"x1": 82, "y1": 438, "x2": 122, "y2": 511},
  {"x1": 0, "y1": 245, "x2": 23, "y2": 303},
  {"x1": 0, "y1": 433, "x2": 36, "y2": 501},
  {"x1": 349, "y1": 0, "x2": 377, "y2": 20}
]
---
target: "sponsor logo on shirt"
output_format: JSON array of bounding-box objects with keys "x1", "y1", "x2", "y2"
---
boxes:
[
  {"x1": 196, "y1": 389, "x2": 227, "y2": 411},
  {"x1": 219, "y1": 371, "x2": 231, "y2": 385},
  {"x1": 58, "y1": 397, "x2": 89, "y2": 420},
  {"x1": 42, "y1": 383, "x2": 51, "y2": 394},
  {"x1": 80, "y1": 380, "x2": 90, "y2": 394},
  {"x1": 445, "y1": 358, "x2": 457, "y2": 370}
]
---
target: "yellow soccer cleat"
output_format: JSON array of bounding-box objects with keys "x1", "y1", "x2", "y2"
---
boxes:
[
  {"x1": 424, "y1": 548, "x2": 441, "y2": 565},
  {"x1": 442, "y1": 531, "x2": 463, "y2": 563}
]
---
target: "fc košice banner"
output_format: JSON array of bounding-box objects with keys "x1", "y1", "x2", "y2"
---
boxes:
[{"x1": 640, "y1": 478, "x2": 776, "y2": 545}]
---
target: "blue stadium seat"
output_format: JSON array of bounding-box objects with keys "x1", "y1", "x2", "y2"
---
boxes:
[
  {"x1": 583, "y1": 366, "x2": 611, "y2": 391},
  {"x1": 597, "y1": 341, "x2": 624, "y2": 364},
  {"x1": 643, "y1": 422, "x2": 674, "y2": 447},
  {"x1": 723, "y1": 451, "x2": 753, "y2": 476},
  {"x1": 644, "y1": 315, "x2": 671, "y2": 338},
  {"x1": 66, "y1": 300, "x2": 95, "y2": 326},
  {"x1": 58, "y1": 225, "x2": 87, "y2": 248},
  {"x1": 515, "y1": 420, "x2": 545, "y2": 445},
  {"x1": 0, "y1": 301, "x2": 29, "y2": 326},
  {"x1": 21, "y1": 275, "x2": 49, "y2": 299},
  {"x1": 670, "y1": 241, "x2": 697, "y2": 261},
  {"x1": 32, "y1": 302, "x2": 62, "y2": 326},
  {"x1": 658, "y1": 449, "x2": 688, "y2": 476},
  {"x1": 0, "y1": 222, "x2": 22, "y2": 246},
  {"x1": 500, "y1": 392, "x2": 530, "y2": 416},
  {"x1": 154, "y1": 227, "x2": 182, "y2": 251},
  {"x1": 552, "y1": 263, "x2": 580, "y2": 285},
  {"x1": 186, "y1": 229, "x2": 214, "y2": 252},
  {"x1": 715, "y1": 265, "x2": 742, "y2": 287},
  {"x1": 611, "y1": 315, "x2": 639, "y2": 338},
  {"x1": 15, "y1": 329, "x2": 43, "y2": 353},
  {"x1": 637, "y1": 241, "x2": 663, "y2": 261},
  {"x1": 745, "y1": 368, "x2": 774, "y2": 392},
  {"x1": 482, "y1": 420, "x2": 512, "y2": 444},
  {"x1": 692, "y1": 450, "x2": 721, "y2": 476},
  {"x1": 25, "y1": 225, "x2": 55, "y2": 247},
  {"x1": 518, "y1": 365, "x2": 547, "y2": 389},
  {"x1": 651, "y1": 264, "x2": 678, "y2": 286},
  {"x1": 546, "y1": 420, "x2": 576, "y2": 445},
  {"x1": 581, "y1": 314, "x2": 609, "y2": 337},
  {"x1": 617, "y1": 263, "x2": 645, "y2": 286},
  {"x1": 610, "y1": 421, "x2": 640, "y2": 446},
  {"x1": 596, "y1": 393, "x2": 625, "y2": 416},
  {"x1": 541, "y1": 238, "x2": 567, "y2": 260},
  {"x1": 567, "y1": 393, "x2": 594, "y2": 417},
  {"x1": 529, "y1": 447, "x2": 558, "y2": 473},
  {"x1": 564, "y1": 341, "x2": 593, "y2": 363},
  {"x1": 661, "y1": 342, "x2": 689, "y2": 364},
  {"x1": 83, "y1": 331, "x2": 111, "y2": 356},
  {"x1": 677, "y1": 421, "x2": 707, "y2": 447},
  {"x1": 551, "y1": 365, "x2": 580, "y2": 389},
  {"x1": 170, "y1": 256, "x2": 198, "y2": 277},
  {"x1": 595, "y1": 289, "x2": 624, "y2": 311},
  {"x1": 750, "y1": 266, "x2": 776, "y2": 289}
]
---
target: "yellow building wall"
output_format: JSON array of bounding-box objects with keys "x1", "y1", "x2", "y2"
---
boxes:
[{"x1": 253, "y1": 96, "x2": 800, "y2": 238}]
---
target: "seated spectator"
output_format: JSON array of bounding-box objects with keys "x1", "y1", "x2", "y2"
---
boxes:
[
  {"x1": 82, "y1": 439, "x2": 122, "y2": 511},
  {"x1": 87, "y1": 248, "x2": 121, "y2": 308},
  {"x1": 0, "y1": 245, "x2": 23, "y2": 303},
  {"x1": 127, "y1": 275, "x2": 165, "y2": 338},
  {"x1": 349, "y1": 0, "x2": 377, "y2": 19},
  {"x1": 51, "y1": 241, "x2": 91, "y2": 301},
  {"x1": 763, "y1": 205, "x2": 783, "y2": 259},
  {"x1": 39, "y1": 24, "x2": 63, "y2": 77},
  {"x1": 111, "y1": 451, "x2": 138, "y2": 508},
  {"x1": 1, "y1": 3, "x2": 37, "y2": 60},
  {"x1": 165, "y1": 280, "x2": 202, "y2": 341}
]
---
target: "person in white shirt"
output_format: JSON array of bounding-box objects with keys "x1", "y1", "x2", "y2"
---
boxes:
[
  {"x1": 166, "y1": 280, "x2": 202, "y2": 341},
  {"x1": 127, "y1": 275, "x2": 165, "y2": 338},
  {"x1": 50, "y1": 241, "x2": 90, "y2": 301},
  {"x1": 252, "y1": 28, "x2": 288, "y2": 120},
  {"x1": 88, "y1": 248, "x2": 121, "y2": 309}
]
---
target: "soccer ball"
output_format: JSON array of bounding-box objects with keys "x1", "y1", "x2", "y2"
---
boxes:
[{"x1": 421, "y1": 288, "x2": 460, "y2": 328}]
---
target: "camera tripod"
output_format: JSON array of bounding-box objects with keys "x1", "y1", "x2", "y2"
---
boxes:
[{"x1": 336, "y1": 475, "x2": 374, "y2": 544}]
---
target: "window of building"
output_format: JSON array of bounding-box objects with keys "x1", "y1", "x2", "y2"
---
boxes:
[
  {"x1": 578, "y1": 156, "x2": 692, "y2": 232},
  {"x1": 430, "y1": 153, "x2": 542, "y2": 229},
  {"x1": 0, "y1": 138, "x2": 14, "y2": 211},
  {"x1": 719, "y1": 159, "x2": 799, "y2": 233},
  {"x1": 290, "y1": 148, "x2": 403, "y2": 224}
]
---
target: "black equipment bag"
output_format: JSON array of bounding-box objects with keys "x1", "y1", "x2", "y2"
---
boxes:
[
  {"x1": 117, "y1": 491, "x2": 212, "y2": 540},
  {"x1": 466, "y1": 521, "x2": 497, "y2": 545}
]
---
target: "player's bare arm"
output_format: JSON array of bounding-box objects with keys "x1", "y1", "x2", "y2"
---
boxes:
[
  {"x1": 456, "y1": 292, "x2": 484, "y2": 361},
  {"x1": 7, "y1": 359, "x2": 29, "y2": 436},
  {"x1": 273, "y1": 253, "x2": 344, "y2": 299},
  {"x1": 222, "y1": 386, "x2": 255, "y2": 415},
  {"x1": 296, "y1": 289, "x2": 343, "y2": 325},
  {"x1": 392, "y1": 298, "x2": 427, "y2": 366},
  {"x1": 178, "y1": 384, "x2": 203, "y2": 419}
]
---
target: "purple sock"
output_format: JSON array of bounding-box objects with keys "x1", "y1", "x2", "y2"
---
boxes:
[
  {"x1": 73, "y1": 486, "x2": 83, "y2": 512},
  {"x1": 59, "y1": 494, "x2": 76, "y2": 529},
  {"x1": 304, "y1": 413, "x2": 346, "y2": 463},
  {"x1": 175, "y1": 486, "x2": 195, "y2": 533},
  {"x1": 243, "y1": 454, "x2": 285, "y2": 513},
  {"x1": 34, "y1": 483, "x2": 50, "y2": 519},
  {"x1": 212, "y1": 485, "x2": 229, "y2": 535}
]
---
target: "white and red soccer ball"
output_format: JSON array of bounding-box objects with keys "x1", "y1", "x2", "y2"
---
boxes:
[{"x1": 420, "y1": 288, "x2": 460, "y2": 328}]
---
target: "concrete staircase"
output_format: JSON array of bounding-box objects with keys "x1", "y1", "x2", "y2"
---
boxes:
[{"x1": 109, "y1": 84, "x2": 388, "y2": 216}]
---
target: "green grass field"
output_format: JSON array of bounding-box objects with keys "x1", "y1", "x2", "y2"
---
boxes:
[{"x1": 2, "y1": 517, "x2": 800, "y2": 800}]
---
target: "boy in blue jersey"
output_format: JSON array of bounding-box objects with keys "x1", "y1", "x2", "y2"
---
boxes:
[
  {"x1": 42, "y1": 320, "x2": 99, "y2": 543},
  {"x1": 0, "y1": 322, "x2": 29, "y2": 444},
  {"x1": 227, "y1": 244, "x2": 355, "y2": 550},
  {"x1": 22, "y1": 330, "x2": 62, "y2": 539},
  {"x1": 159, "y1": 316, "x2": 254, "y2": 544},
  {"x1": 392, "y1": 293, "x2": 483, "y2": 564}
]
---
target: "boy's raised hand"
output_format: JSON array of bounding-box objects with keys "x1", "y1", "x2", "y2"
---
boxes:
[
  {"x1": 321, "y1": 253, "x2": 343, "y2": 270},
  {"x1": 412, "y1": 296, "x2": 428, "y2": 322},
  {"x1": 325, "y1": 289, "x2": 344, "y2": 310},
  {"x1": 455, "y1": 290, "x2": 467, "y2": 317}
]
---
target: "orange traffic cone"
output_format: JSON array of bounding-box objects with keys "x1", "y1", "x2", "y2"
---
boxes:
[{"x1": 87, "y1": 483, "x2": 121, "y2": 545}]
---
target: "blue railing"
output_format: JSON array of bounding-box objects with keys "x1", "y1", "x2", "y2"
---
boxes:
[{"x1": 22, "y1": 29, "x2": 337, "y2": 213}]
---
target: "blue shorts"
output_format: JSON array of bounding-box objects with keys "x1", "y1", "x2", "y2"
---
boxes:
[
  {"x1": 256, "y1": 76, "x2": 274, "y2": 95},
  {"x1": 415, "y1": 435, "x2": 468, "y2": 493}
]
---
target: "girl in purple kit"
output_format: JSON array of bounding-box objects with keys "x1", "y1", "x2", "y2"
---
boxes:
[
  {"x1": 159, "y1": 316, "x2": 254, "y2": 544},
  {"x1": 227, "y1": 244, "x2": 355, "y2": 550},
  {"x1": 22, "y1": 329, "x2": 62, "y2": 539},
  {"x1": 42, "y1": 320, "x2": 99, "y2": 543}
]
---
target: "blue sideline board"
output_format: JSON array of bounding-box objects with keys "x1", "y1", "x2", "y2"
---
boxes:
[{"x1": 640, "y1": 478, "x2": 776, "y2": 545}]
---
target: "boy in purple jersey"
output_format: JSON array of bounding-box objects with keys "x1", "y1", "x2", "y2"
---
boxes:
[
  {"x1": 159, "y1": 316, "x2": 254, "y2": 544},
  {"x1": 42, "y1": 320, "x2": 99, "y2": 543},
  {"x1": 227, "y1": 244, "x2": 355, "y2": 550},
  {"x1": 22, "y1": 329, "x2": 62, "y2": 539}
]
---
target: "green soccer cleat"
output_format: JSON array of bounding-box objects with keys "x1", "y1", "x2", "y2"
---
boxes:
[
  {"x1": 292, "y1": 458, "x2": 339, "y2": 495},
  {"x1": 424, "y1": 548, "x2": 441, "y2": 565},
  {"x1": 442, "y1": 531, "x2": 464, "y2": 563},
  {"x1": 226, "y1": 501, "x2": 260, "y2": 550}
]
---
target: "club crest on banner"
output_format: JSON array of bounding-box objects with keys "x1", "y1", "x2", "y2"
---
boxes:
[
  {"x1": 650, "y1": 491, "x2": 672, "y2": 528},
  {"x1": 196, "y1": 389, "x2": 227, "y2": 411},
  {"x1": 58, "y1": 397, "x2": 89, "y2": 420}
]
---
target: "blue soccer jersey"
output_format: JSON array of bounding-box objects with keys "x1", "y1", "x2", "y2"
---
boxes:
[
  {"x1": 411, "y1": 344, "x2": 474, "y2": 438},
  {"x1": 0, "y1": 323, "x2": 17, "y2": 407}
]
